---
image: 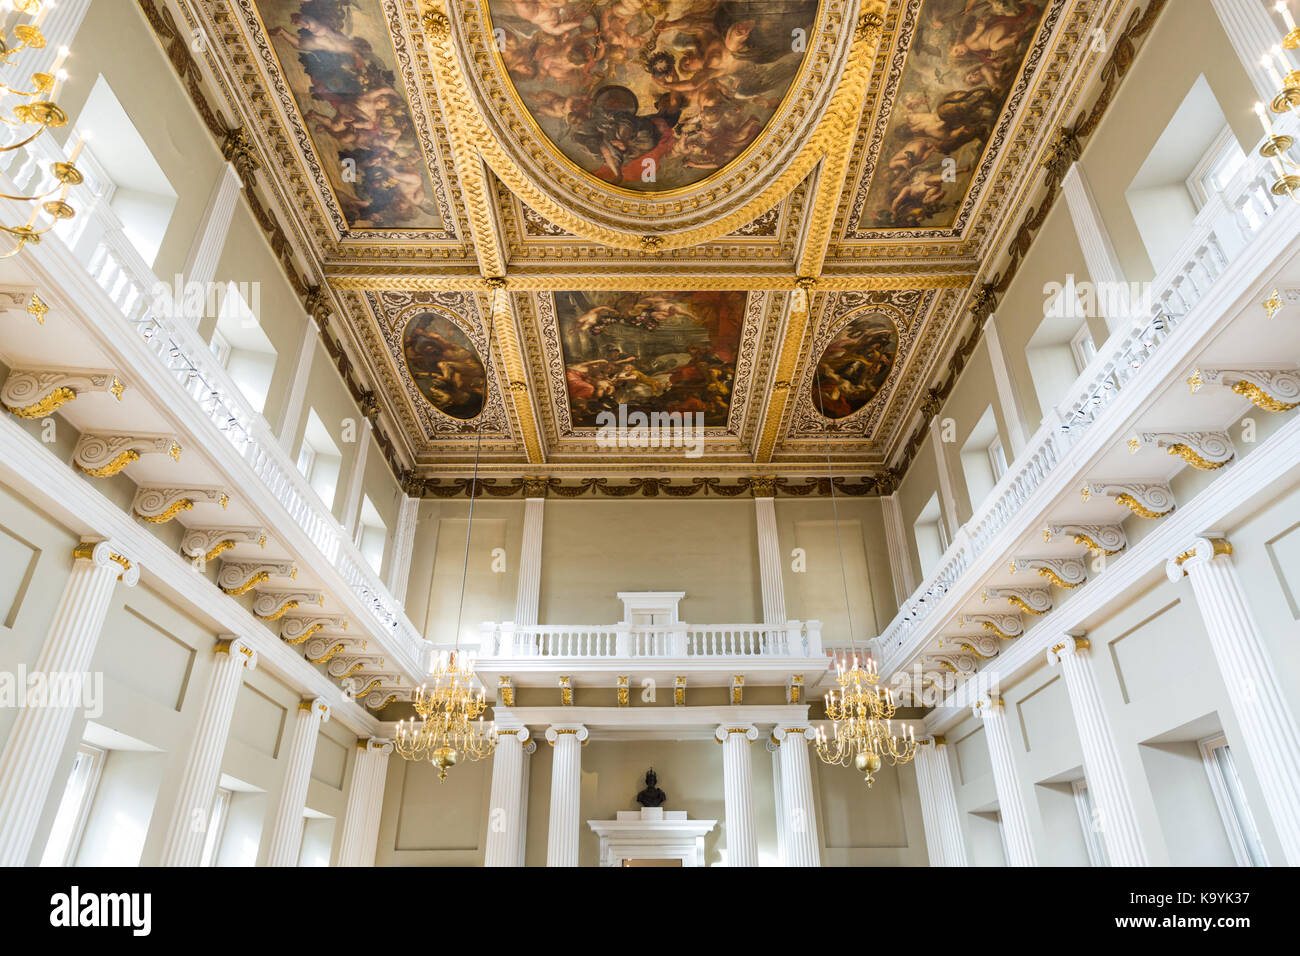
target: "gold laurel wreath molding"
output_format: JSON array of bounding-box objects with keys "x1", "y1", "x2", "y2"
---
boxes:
[
  {"x1": 1114, "y1": 492, "x2": 1174, "y2": 519},
  {"x1": 5, "y1": 385, "x2": 77, "y2": 419},
  {"x1": 1232, "y1": 380, "x2": 1299, "y2": 412}
]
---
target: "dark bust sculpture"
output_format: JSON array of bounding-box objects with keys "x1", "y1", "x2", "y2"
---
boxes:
[{"x1": 636, "y1": 768, "x2": 666, "y2": 808}]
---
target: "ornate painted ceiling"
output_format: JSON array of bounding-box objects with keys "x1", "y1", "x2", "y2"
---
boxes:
[{"x1": 152, "y1": 0, "x2": 1154, "y2": 496}]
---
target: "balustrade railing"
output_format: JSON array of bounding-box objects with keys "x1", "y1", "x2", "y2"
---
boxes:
[
  {"x1": 0, "y1": 134, "x2": 429, "y2": 676},
  {"x1": 479, "y1": 620, "x2": 823, "y2": 659},
  {"x1": 873, "y1": 140, "x2": 1295, "y2": 672}
]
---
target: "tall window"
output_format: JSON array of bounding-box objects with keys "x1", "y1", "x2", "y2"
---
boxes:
[
  {"x1": 1071, "y1": 780, "x2": 1109, "y2": 867},
  {"x1": 297, "y1": 410, "x2": 343, "y2": 511},
  {"x1": 40, "y1": 745, "x2": 105, "y2": 866},
  {"x1": 212, "y1": 283, "x2": 277, "y2": 414},
  {"x1": 356, "y1": 496, "x2": 388, "y2": 574},
  {"x1": 1070, "y1": 325, "x2": 1098, "y2": 375},
  {"x1": 987, "y1": 435, "x2": 1008, "y2": 483},
  {"x1": 1199, "y1": 735, "x2": 1268, "y2": 866}
]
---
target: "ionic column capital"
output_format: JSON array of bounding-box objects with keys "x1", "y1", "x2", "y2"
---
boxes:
[
  {"x1": 771, "y1": 725, "x2": 816, "y2": 744},
  {"x1": 72, "y1": 539, "x2": 140, "y2": 586},
  {"x1": 545, "y1": 725, "x2": 587, "y2": 745},
  {"x1": 1166, "y1": 535, "x2": 1234, "y2": 581},
  {"x1": 362, "y1": 737, "x2": 394, "y2": 756},
  {"x1": 973, "y1": 694, "x2": 1004, "y2": 719},
  {"x1": 214, "y1": 635, "x2": 258, "y2": 670},
  {"x1": 299, "y1": 696, "x2": 331, "y2": 723},
  {"x1": 1045, "y1": 633, "x2": 1091, "y2": 666},
  {"x1": 714, "y1": 724, "x2": 759, "y2": 743},
  {"x1": 496, "y1": 726, "x2": 532, "y2": 745}
]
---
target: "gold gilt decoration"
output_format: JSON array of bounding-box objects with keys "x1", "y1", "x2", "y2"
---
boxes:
[
  {"x1": 558, "y1": 675, "x2": 573, "y2": 707},
  {"x1": 5, "y1": 385, "x2": 74, "y2": 418},
  {"x1": 674, "y1": 676, "x2": 686, "y2": 707},
  {"x1": 1083, "y1": 481, "x2": 1176, "y2": 519},
  {"x1": 132, "y1": 485, "x2": 227, "y2": 523},
  {"x1": 216, "y1": 560, "x2": 295, "y2": 596},
  {"x1": 421, "y1": 0, "x2": 884, "y2": 250},
  {"x1": 787, "y1": 674, "x2": 804, "y2": 705},
  {"x1": 963, "y1": 614, "x2": 1024, "y2": 640},
  {"x1": 280, "y1": 615, "x2": 346, "y2": 645},
  {"x1": 1046, "y1": 523, "x2": 1128, "y2": 556},
  {"x1": 1137, "y1": 431, "x2": 1235, "y2": 470},
  {"x1": 498, "y1": 675, "x2": 515, "y2": 707},
  {"x1": 616, "y1": 676, "x2": 629, "y2": 708},
  {"x1": 958, "y1": 640, "x2": 999, "y2": 660},
  {"x1": 306, "y1": 641, "x2": 348, "y2": 664},
  {"x1": 984, "y1": 585, "x2": 1052, "y2": 615},
  {"x1": 252, "y1": 590, "x2": 322, "y2": 621},
  {"x1": 1196, "y1": 367, "x2": 1300, "y2": 412},
  {"x1": 730, "y1": 675, "x2": 745, "y2": 705},
  {"x1": 27, "y1": 292, "x2": 47, "y2": 324},
  {"x1": 180, "y1": 527, "x2": 266, "y2": 564},
  {"x1": 1011, "y1": 557, "x2": 1087, "y2": 589},
  {"x1": 1263, "y1": 288, "x2": 1283, "y2": 319},
  {"x1": 73, "y1": 433, "x2": 180, "y2": 478}
]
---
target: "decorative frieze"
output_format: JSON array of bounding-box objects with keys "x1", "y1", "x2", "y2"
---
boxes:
[
  {"x1": 133, "y1": 485, "x2": 229, "y2": 523},
  {"x1": 180, "y1": 526, "x2": 266, "y2": 563},
  {"x1": 1, "y1": 368, "x2": 124, "y2": 418},
  {"x1": 1082, "y1": 481, "x2": 1175, "y2": 518},
  {"x1": 73, "y1": 432, "x2": 181, "y2": 478}
]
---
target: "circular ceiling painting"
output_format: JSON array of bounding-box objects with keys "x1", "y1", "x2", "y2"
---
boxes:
[
  {"x1": 402, "y1": 310, "x2": 488, "y2": 420},
  {"x1": 810, "y1": 310, "x2": 898, "y2": 419},
  {"x1": 486, "y1": 0, "x2": 819, "y2": 192}
]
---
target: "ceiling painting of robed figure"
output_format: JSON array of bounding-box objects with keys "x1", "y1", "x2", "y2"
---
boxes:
[
  {"x1": 256, "y1": 0, "x2": 444, "y2": 229},
  {"x1": 811, "y1": 310, "x2": 899, "y2": 420},
  {"x1": 402, "y1": 310, "x2": 489, "y2": 420},
  {"x1": 857, "y1": 0, "x2": 1047, "y2": 230},
  {"x1": 486, "y1": 0, "x2": 819, "y2": 191},
  {"x1": 555, "y1": 291, "x2": 746, "y2": 427}
]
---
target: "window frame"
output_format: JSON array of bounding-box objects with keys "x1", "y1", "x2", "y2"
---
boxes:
[
  {"x1": 1198, "y1": 734, "x2": 1269, "y2": 867},
  {"x1": 1069, "y1": 324, "x2": 1098, "y2": 376},
  {"x1": 40, "y1": 744, "x2": 106, "y2": 867},
  {"x1": 987, "y1": 435, "x2": 1008, "y2": 483},
  {"x1": 199, "y1": 787, "x2": 233, "y2": 867}
]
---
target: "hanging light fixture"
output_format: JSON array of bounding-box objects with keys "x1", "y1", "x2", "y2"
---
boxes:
[
  {"x1": 394, "y1": 314, "x2": 497, "y2": 780},
  {"x1": 808, "y1": 334, "x2": 916, "y2": 786},
  {"x1": 0, "y1": 1, "x2": 83, "y2": 258}
]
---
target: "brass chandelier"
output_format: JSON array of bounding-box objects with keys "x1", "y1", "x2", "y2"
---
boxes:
[
  {"x1": 394, "y1": 320, "x2": 497, "y2": 780},
  {"x1": 808, "y1": 361, "x2": 915, "y2": 786},
  {"x1": 1254, "y1": 2, "x2": 1300, "y2": 201},
  {"x1": 0, "y1": 0, "x2": 82, "y2": 258}
]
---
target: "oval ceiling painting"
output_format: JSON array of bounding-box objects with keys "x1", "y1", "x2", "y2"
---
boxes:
[
  {"x1": 486, "y1": 0, "x2": 819, "y2": 191},
  {"x1": 402, "y1": 311, "x2": 488, "y2": 420},
  {"x1": 810, "y1": 311, "x2": 899, "y2": 420}
]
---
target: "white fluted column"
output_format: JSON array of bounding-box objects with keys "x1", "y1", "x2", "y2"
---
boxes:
[
  {"x1": 181, "y1": 163, "x2": 244, "y2": 302},
  {"x1": 387, "y1": 496, "x2": 420, "y2": 604},
  {"x1": 755, "y1": 495, "x2": 787, "y2": 624},
  {"x1": 337, "y1": 738, "x2": 392, "y2": 867},
  {"x1": 1061, "y1": 163, "x2": 1130, "y2": 335},
  {"x1": 1168, "y1": 536, "x2": 1300, "y2": 865},
  {"x1": 515, "y1": 496, "x2": 545, "y2": 626},
  {"x1": 913, "y1": 737, "x2": 968, "y2": 866},
  {"x1": 974, "y1": 695, "x2": 1038, "y2": 866},
  {"x1": 715, "y1": 724, "x2": 759, "y2": 866},
  {"x1": 276, "y1": 318, "x2": 317, "y2": 444},
  {"x1": 341, "y1": 419, "x2": 372, "y2": 536},
  {"x1": 545, "y1": 725, "x2": 586, "y2": 866},
  {"x1": 517, "y1": 738, "x2": 535, "y2": 866},
  {"x1": 0, "y1": 540, "x2": 137, "y2": 866},
  {"x1": 767, "y1": 739, "x2": 788, "y2": 865},
  {"x1": 1211, "y1": 0, "x2": 1291, "y2": 103},
  {"x1": 264, "y1": 697, "x2": 330, "y2": 867},
  {"x1": 485, "y1": 728, "x2": 530, "y2": 866},
  {"x1": 1047, "y1": 636, "x2": 1149, "y2": 866},
  {"x1": 159, "y1": 636, "x2": 257, "y2": 866},
  {"x1": 772, "y1": 726, "x2": 820, "y2": 866}
]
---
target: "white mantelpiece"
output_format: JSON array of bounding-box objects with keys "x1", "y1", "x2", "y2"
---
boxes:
[{"x1": 587, "y1": 808, "x2": 716, "y2": 867}]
